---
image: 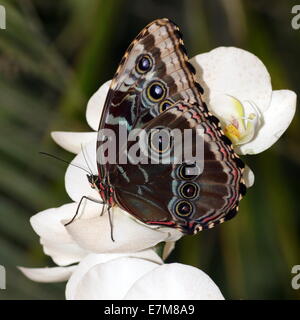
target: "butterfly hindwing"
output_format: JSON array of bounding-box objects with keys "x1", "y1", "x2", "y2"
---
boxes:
[{"x1": 110, "y1": 102, "x2": 245, "y2": 234}]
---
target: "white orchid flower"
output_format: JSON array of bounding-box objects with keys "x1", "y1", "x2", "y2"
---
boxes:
[
  {"x1": 20, "y1": 249, "x2": 224, "y2": 300},
  {"x1": 190, "y1": 47, "x2": 297, "y2": 155},
  {"x1": 20, "y1": 46, "x2": 296, "y2": 300}
]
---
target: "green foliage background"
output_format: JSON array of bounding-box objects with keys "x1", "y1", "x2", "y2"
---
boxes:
[{"x1": 0, "y1": 0, "x2": 299, "y2": 299}]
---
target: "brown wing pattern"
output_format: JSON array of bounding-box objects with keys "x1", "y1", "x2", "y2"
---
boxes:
[
  {"x1": 111, "y1": 102, "x2": 246, "y2": 234},
  {"x1": 96, "y1": 19, "x2": 247, "y2": 234}
]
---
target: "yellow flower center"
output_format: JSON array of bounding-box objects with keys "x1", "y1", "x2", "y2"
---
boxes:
[
  {"x1": 209, "y1": 94, "x2": 260, "y2": 146},
  {"x1": 224, "y1": 124, "x2": 241, "y2": 144}
]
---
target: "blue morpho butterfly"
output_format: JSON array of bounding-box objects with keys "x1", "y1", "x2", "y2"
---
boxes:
[{"x1": 67, "y1": 18, "x2": 247, "y2": 237}]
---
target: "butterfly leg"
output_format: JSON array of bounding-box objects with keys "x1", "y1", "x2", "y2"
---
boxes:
[
  {"x1": 100, "y1": 203, "x2": 106, "y2": 216},
  {"x1": 107, "y1": 205, "x2": 115, "y2": 242},
  {"x1": 64, "y1": 196, "x2": 104, "y2": 226}
]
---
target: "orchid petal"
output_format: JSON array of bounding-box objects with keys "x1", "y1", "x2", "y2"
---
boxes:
[
  {"x1": 65, "y1": 140, "x2": 99, "y2": 202},
  {"x1": 237, "y1": 90, "x2": 297, "y2": 154},
  {"x1": 51, "y1": 131, "x2": 97, "y2": 154},
  {"x1": 30, "y1": 203, "x2": 79, "y2": 243},
  {"x1": 124, "y1": 263, "x2": 224, "y2": 300},
  {"x1": 162, "y1": 241, "x2": 176, "y2": 260},
  {"x1": 86, "y1": 80, "x2": 111, "y2": 131},
  {"x1": 18, "y1": 266, "x2": 76, "y2": 283},
  {"x1": 243, "y1": 165, "x2": 255, "y2": 188},
  {"x1": 66, "y1": 250, "x2": 162, "y2": 300},
  {"x1": 191, "y1": 47, "x2": 272, "y2": 113},
  {"x1": 65, "y1": 206, "x2": 182, "y2": 254},
  {"x1": 30, "y1": 203, "x2": 89, "y2": 266},
  {"x1": 40, "y1": 239, "x2": 88, "y2": 266}
]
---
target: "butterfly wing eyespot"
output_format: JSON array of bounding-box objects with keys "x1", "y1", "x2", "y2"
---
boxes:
[
  {"x1": 178, "y1": 163, "x2": 201, "y2": 180},
  {"x1": 136, "y1": 54, "x2": 153, "y2": 74},
  {"x1": 179, "y1": 182, "x2": 199, "y2": 200},
  {"x1": 146, "y1": 81, "x2": 167, "y2": 102},
  {"x1": 175, "y1": 200, "x2": 194, "y2": 217},
  {"x1": 159, "y1": 99, "x2": 174, "y2": 113},
  {"x1": 148, "y1": 127, "x2": 173, "y2": 154}
]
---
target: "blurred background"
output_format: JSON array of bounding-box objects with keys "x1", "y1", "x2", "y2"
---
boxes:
[{"x1": 0, "y1": 0, "x2": 299, "y2": 300}]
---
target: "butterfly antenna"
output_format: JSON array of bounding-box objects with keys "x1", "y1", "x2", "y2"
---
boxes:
[
  {"x1": 81, "y1": 144, "x2": 94, "y2": 176},
  {"x1": 39, "y1": 152, "x2": 91, "y2": 175}
]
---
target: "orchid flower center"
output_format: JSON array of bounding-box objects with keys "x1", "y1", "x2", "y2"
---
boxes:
[{"x1": 209, "y1": 94, "x2": 260, "y2": 145}]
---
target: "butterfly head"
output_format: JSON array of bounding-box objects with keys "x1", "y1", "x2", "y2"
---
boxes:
[{"x1": 87, "y1": 174, "x2": 99, "y2": 190}]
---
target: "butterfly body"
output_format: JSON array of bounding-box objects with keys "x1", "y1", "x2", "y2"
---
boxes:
[{"x1": 94, "y1": 18, "x2": 246, "y2": 235}]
